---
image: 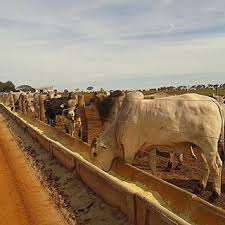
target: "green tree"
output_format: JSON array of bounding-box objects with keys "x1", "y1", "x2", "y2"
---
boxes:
[
  {"x1": 87, "y1": 86, "x2": 94, "y2": 91},
  {"x1": 0, "y1": 81, "x2": 16, "y2": 92}
]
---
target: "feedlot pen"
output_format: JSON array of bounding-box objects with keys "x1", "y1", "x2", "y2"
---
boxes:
[
  {"x1": 86, "y1": 101, "x2": 225, "y2": 209},
  {"x1": 0, "y1": 109, "x2": 128, "y2": 225},
  {"x1": 1, "y1": 104, "x2": 225, "y2": 225}
]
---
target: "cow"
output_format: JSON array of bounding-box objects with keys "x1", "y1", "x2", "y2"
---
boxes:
[
  {"x1": 62, "y1": 106, "x2": 81, "y2": 137},
  {"x1": 61, "y1": 96, "x2": 80, "y2": 135},
  {"x1": 91, "y1": 91, "x2": 225, "y2": 199},
  {"x1": 90, "y1": 90, "x2": 125, "y2": 130},
  {"x1": 3, "y1": 91, "x2": 34, "y2": 115},
  {"x1": 73, "y1": 109, "x2": 82, "y2": 138},
  {"x1": 62, "y1": 108, "x2": 75, "y2": 136},
  {"x1": 11, "y1": 91, "x2": 22, "y2": 111},
  {"x1": 62, "y1": 89, "x2": 69, "y2": 98},
  {"x1": 2, "y1": 91, "x2": 20, "y2": 110},
  {"x1": 44, "y1": 97, "x2": 71, "y2": 126},
  {"x1": 25, "y1": 92, "x2": 37, "y2": 116},
  {"x1": 93, "y1": 90, "x2": 196, "y2": 171}
]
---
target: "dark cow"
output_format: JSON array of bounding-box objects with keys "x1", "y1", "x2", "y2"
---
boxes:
[
  {"x1": 44, "y1": 97, "x2": 70, "y2": 126},
  {"x1": 90, "y1": 90, "x2": 124, "y2": 127}
]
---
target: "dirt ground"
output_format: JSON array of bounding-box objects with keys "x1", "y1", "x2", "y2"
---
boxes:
[
  {"x1": 0, "y1": 113, "x2": 69, "y2": 225},
  {"x1": 135, "y1": 149, "x2": 225, "y2": 210},
  {"x1": 1, "y1": 109, "x2": 128, "y2": 225}
]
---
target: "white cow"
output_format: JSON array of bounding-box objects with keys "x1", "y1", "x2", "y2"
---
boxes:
[
  {"x1": 94, "y1": 90, "x2": 197, "y2": 171},
  {"x1": 91, "y1": 91, "x2": 224, "y2": 199},
  {"x1": 3, "y1": 91, "x2": 24, "y2": 111},
  {"x1": 144, "y1": 93, "x2": 197, "y2": 170},
  {"x1": 62, "y1": 108, "x2": 76, "y2": 136},
  {"x1": 62, "y1": 109, "x2": 82, "y2": 138},
  {"x1": 3, "y1": 92, "x2": 15, "y2": 109},
  {"x1": 62, "y1": 97, "x2": 80, "y2": 137}
]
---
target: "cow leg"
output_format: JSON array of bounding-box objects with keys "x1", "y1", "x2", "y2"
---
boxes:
[
  {"x1": 66, "y1": 127, "x2": 69, "y2": 134},
  {"x1": 195, "y1": 153, "x2": 209, "y2": 194},
  {"x1": 46, "y1": 116, "x2": 50, "y2": 124},
  {"x1": 199, "y1": 145, "x2": 222, "y2": 200},
  {"x1": 166, "y1": 152, "x2": 175, "y2": 171},
  {"x1": 68, "y1": 123, "x2": 73, "y2": 136},
  {"x1": 207, "y1": 153, "x2": 222, "y2": 200},
  {"x1": 52, "y1": 118, "x2": 56, "y2": 127},
  {"x1": 190, "y1": 146, "x2": 197, "y2": 159},
  {"x1": 64, "y1": 124, "x2": 69, "y2": 134},
  {"x1": 71, "y1": 123, "x2": 75, "y2": 137},
  {"x1": 79, "y1": 127, "x2": 82, "y2": 139},
  {"x1": 68, "y1": 126, "x2": 71, "y2": 136},
  {"x1": 148, "y1": 149, "x2": 156, "y2": 175},
  {"x1": 175, "y1": 153, "x2": 183, "y2": 170}
]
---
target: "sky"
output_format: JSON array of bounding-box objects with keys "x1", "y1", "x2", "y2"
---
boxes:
[{"x1": 0, "y1": 0, "x2": 225, "y2": 90}]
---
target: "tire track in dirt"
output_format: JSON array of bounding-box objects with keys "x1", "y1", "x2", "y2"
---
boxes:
[{"x1": 0, "y1": 113, "x2": 70, "y2": 225}]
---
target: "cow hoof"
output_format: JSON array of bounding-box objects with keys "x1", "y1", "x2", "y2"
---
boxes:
[
  {"x1": 175, "y1": 163, "x2": 182, "y2": 170},
  {"x1": 220, "y1": 151, "x2": 225, "y2": 163},
  {"x1": 209, "y1": 191, "x2": 220, "y2": 202},
  {"x1": 165, "y1": 162, "x2": 172, "y2": 172},
  {"x1": 194, "y1": 183, "x2": 204, "y2": 195}
]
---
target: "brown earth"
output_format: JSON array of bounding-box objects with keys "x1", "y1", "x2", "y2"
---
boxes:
[{"x1": 0, "y1": 113, "x2": 69, "y2": 225}]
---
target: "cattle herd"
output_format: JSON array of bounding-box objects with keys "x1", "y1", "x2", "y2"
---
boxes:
[
  {"x1": 0, "y1": 90, "x2": 85, "y2": 139},
  {"x1": 1, "y1": 89, "x2": 225, "y2": 201}
]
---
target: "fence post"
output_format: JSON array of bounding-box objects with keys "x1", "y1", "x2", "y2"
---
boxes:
[
  {"x1": 78, "y1": 94, "x2": 85, "y2": 107},
  {"x1": 21, "y1": 94, "x2": 27, "y2": 114},
  {"x1": 39, "y1": 94, "x2": 46, "y2": 122},
  {"x1": 9, "y1": 92, "x2": 15, "y2": 111}
]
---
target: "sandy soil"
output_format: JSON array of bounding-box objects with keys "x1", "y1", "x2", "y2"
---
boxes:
[
  {"x1": 0, "y1": 113, "x2": 69, "y2": 225},
  {"x1": 0, "y1": 136, "x2": 30, "y2": 225},
  {"x1": 1, "y1": 109, "x2": 128, "y2": 225}
]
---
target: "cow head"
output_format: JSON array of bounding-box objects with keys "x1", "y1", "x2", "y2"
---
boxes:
[
  {"x1": 67, "y1": 109, "x2": 75, "y2": 121},
  {"x1": 94, "y1": 90, "x2": 125, "y2": 127},
  {"x1": 90, "y1": 137, "x2": 115, "y2": 172}
]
